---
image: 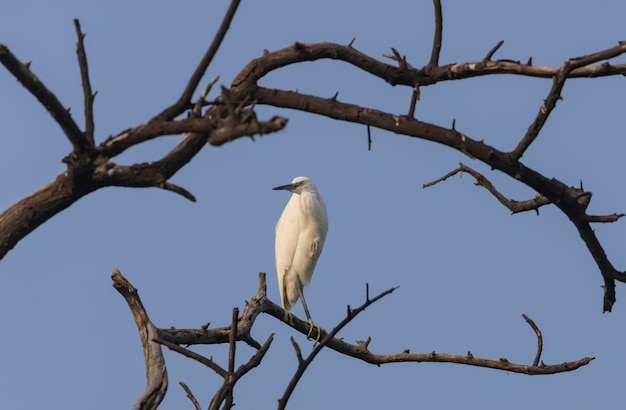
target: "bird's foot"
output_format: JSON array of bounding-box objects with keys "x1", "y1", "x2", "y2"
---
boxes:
[{"x1": 306, "y1": 319, "x2": 324, "y2": 344}]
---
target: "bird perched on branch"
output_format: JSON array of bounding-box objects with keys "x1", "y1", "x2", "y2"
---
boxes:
[{"x1": 273, "y1": 176, "x2": 328, "y2": 340}]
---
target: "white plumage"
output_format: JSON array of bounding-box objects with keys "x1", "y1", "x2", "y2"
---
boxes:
[{"x1": 273, "y1": 176, "x2": 328, "y2": 324}]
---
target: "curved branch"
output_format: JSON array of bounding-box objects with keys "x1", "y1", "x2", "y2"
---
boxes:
[
  {"x1": 427, "y1": 0, "x2": 443, "y2": 69},
  {"x1": 249, "y1": 85, "x2": 625, "y2": 311},
  {"x1": 232, "y1": 41, "x2": 626, "y2": 92},
  {"x1": 112, "y1": 269, "x2": 167, "y2": 410},
  {"x1": 522, "y1": 313, "x2": 543, "y2": 367}
]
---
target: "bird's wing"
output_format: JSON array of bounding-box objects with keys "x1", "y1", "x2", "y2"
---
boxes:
[
  {"x1": 291, "y1": 192, "x2": 328, "y2": 288},
  {"x1": 275, "y1": 196, "x2": 300, "y2": 309}
]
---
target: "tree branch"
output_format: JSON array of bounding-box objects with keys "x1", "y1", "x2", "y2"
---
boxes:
[
  {"x1": 427, "y1": 0, "x2": 443, "y2": 69},
  {"x1": 247, "y1": 81, "x2": 626, "y2": 310},
  {"x1": 156, "y1": 338, "x2": 228, "y2": 378},
  {"x1": 522, "y1": 314, "x2": 543, "y2": 367},
  {"x1": 73, "y1": 19, "x2": 96, "y2": 147},
  {"x1": 278, "y1": 283, "x2": 398, "y2": 410},
  {"x1": 232, "y1": 41, "x2": 626, "y2": 92},
  {"x1": 423, "y1": 163, "x2": 552, "y2": 215},
  {"x1": 0, "y1": 44, "x2": 89, "y2": 153},
  {"x1": 156, "y1": 0, "x2": 242, "y2": 121},
  {"x1": 158, "y1": 273, "x2": 594, "y2": 377},
  {"x1": 511, "y1": 42, "x2": 626, "y2": 161},
  {"x1": 483, "y1": 40, "x2": 504, "y2": 62},
  {"x1": 111, "y1": 269, "x2": 167, "y2": 410},
  {"x1": 178, "y1": 381, "x2": 202, "y2": 410}
]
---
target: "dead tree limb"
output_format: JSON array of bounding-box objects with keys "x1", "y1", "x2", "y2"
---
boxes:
[
  {"x1": 424, "y1": 163, "x2": 552, "y2": 215},
  {"x1": 178, "y1": 381, "x2": 201, "y2": 410},
  {"x1": 73, "y1": 19, "x2": 96, "y2": 147},
  {"x1": 157, "y1": 273, "x2": 594, "y2": 377},
  {"x1": 227, "y1": 37, "x2": 626, "y2": 311},
  {"x1": 112, "y1": 269, "x2": 167, "y2": 410},
  {"x1": 278, "y1": 284, "x2": 398, "y2": 410},
  {"x1": 0, "y1": 10, "x2": 287, "y2": 261},
  {"x1": 522, "y1": 314, "x2": 543, "y2": 367}
]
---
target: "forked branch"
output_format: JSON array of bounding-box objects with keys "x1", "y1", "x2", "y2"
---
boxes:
[
  {"x1": 155, "y1": 273, "x2": 593, "y2": 376},
  {"x1": 278, "y1": 283, "x2": 398, "y2": 410},
  {"x1": 113, "y1": 271, "x2": 594, "y2": 407},
  {"x1": 423, "y1": 163, "x2": 552, "y2": 215}
]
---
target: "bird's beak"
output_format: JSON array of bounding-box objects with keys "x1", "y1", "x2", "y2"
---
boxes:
[{"x1": 272, "y1": 183, "x2": 294, "y2": 191}]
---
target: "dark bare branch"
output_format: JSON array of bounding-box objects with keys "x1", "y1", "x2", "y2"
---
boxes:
[
  {"x1": 111, "y1": 269, "x2": 167, "y2": 410},
  {"x1": 73, "y1": 19, "x2": 96, "y2": 147},
  {"x1": 0, "y1": 111, "x2": 285, "y2": 263},
  {"x1": 279, "y1": 283, "x2": 398, "y2": 410},
  {"x1": 511, "y1": 42, "x2": 626, "y2": 161},
  {"x1": 249, "y1": 84, "x2": 625, "y2": 310},
  {"x1": 0, "y1": 44, "x2": 88, "y2": 152},
  {"x1": 158, "y1": 273, "x2": 593, "y2": 378},
  {"x1": 428, "y1": 0, "x2": 443, "y2": 68},
  {"x1": 155, "y1": 338, "x2": 227, "y2": 378},
  {"x1": 0, "y1": 174, "x2": 99, "y2": 261},
  {"x1": 423, "y1": 163, "x2": 552, "y2": 214},
  {"x1": 483, "y1": 40, "x2": 504, "y2": 62},
  {"x1": 209, "y1": 312, "x2": 272, "y2": 410},
  {"x1": 522, "y1": 314, "x2": 543, "y2": 367},
  {"x1": 408, "y1": 86, "x2": 420, "y2": 117},
  {"x1": 158, "y1": 181, "x2": 197, "y2": 202},
  {"x1": 157, "y1": 0, "x2": 242, "y2": 121},
  {"x1": 586, "y1": 213, "x2": 625, "y2": 223},
  {"x1": 192, "y1": 76, "x2": 220, "y2": 117}
]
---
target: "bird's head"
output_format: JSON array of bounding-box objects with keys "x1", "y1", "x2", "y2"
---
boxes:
[{"x1": 272, "y1": 176, "x2": 314, "y2": 194}]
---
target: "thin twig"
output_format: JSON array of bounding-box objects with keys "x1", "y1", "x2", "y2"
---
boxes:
[
  {"x1": 428, "y1": 0, "x2": 443, "y2": 68},
  {"x1": 192, "y1": 76, "x2": 220, "y2": 117},
  {"x1": 178, "y1": 380, "x2": 202, "y2": 410},
  {"x1": 0, "y1": 44, "x2": 87, "y2": 152},
  {"x1": 423, "y1": 163, "x2": 552, "y2": 214},
  {"x1": 158, "y1": 181, "x2": 197, "y2": 202},
  {"x1": 225, "y1": 307, "x2": 239, "y2": 409},
  {"x1": 154, "y1": 338, "x2": 227, "y2": 378},
  {"x1": 522, "y1": 314, "x2": 543, "y2": 367},
  {"x1": 408, "y1": 85, "x2": 420, "y2": 118},
  {"x1": 73, "y1": 19, "x2": 96, "y2": 147},
  {"x1": 157, "y1": 0, "x2": 242, "y2": 120},
  {"x1": 511, "y1": 43, "x2": 626, "y2": 161},
  {"x1": 586, "y1": 213, "x2": 625, "y2": 223},
  {"x1": 278, "y1": 285, "x2": 398, "y2": 410},
  {"x1": 483, "y1": 40, "x2": 504, "y2": 62}
]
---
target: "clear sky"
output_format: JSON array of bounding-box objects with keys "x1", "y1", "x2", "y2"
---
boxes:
[{"x1": 1, "y1": 1, "x2": 626, "y2": 409}]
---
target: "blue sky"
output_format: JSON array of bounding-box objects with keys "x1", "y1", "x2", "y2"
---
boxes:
[{"x1": 1, "y1": 1, "x2": 626, "y2": 409}]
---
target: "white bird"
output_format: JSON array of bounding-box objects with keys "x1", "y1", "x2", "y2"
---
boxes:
[{"x1": 273, "y1": 176, "x2": 328, "y2": 338}]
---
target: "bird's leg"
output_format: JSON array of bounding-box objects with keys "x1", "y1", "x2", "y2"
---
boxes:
[
  {"x1": 297, "y1": 285, "x2": 323, "y2": 343},
  {"x1": 282, "y1": 310, "x2": 293, "y2": 326}
]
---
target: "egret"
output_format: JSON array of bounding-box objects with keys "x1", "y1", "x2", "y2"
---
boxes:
[{"x1": 273, "y1": 176, "x2": 328, "y2": 340}]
